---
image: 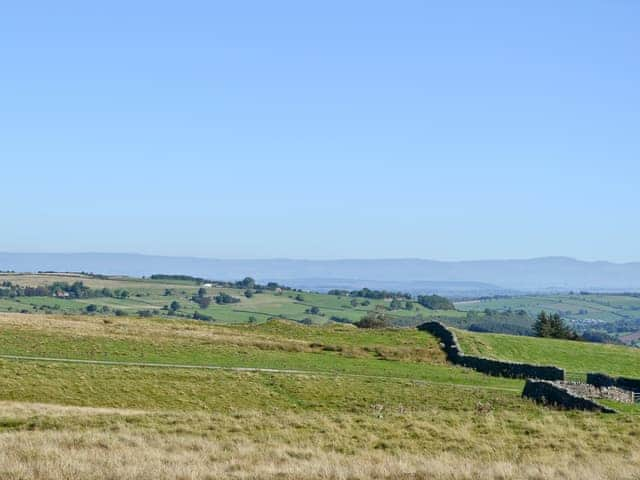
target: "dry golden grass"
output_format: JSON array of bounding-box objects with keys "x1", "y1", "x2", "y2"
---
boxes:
[
  {"x1": 0, "y1": 401, "x2": 146, "y2": 419},
  {"x1": 0, "y1": 312, "x2": 306, "y2": 349},
  {"x1": 1, "y1": 419, "x2": 639, "y2": 480},
  {"x1": 1, "y1": 399, "x2": 640, "y2": 479}
]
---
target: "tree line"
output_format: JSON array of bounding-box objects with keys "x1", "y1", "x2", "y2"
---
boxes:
[{"x1": 0, "y1": 281, "x2": 130, "y2": 299}]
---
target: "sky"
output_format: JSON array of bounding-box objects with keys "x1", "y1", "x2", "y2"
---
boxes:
[{"x1": 1, "y1": 1, "x2": 638, "y2": 261}]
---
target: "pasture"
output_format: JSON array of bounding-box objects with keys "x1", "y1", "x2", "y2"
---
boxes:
[{"x1": 0, "y1": 312, "x2": 640, "y2": 479}]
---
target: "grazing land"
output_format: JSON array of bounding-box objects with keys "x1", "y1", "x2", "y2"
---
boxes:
[
  {"x1": 456, "y1": 328, "x2": 640, "y2": 381},
  {"x1": 1, "y1": 310, "x2": 640, "y2": 479}
]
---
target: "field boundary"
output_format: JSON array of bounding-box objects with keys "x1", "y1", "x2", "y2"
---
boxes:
[
  {"x1": 522, "y1": 379, "x2": 617, "y2": 413},
  {"x1": 587, "y1": 372, "x2": 640, "y2": 398},
  {"x1": 418, "y1": 321, "x2": 565, "y2": 381}
]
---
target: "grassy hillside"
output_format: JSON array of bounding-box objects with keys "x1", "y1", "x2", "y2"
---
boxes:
[
  {"x1": 456, "y1": 328, "x2": 640, "y2": 380},
  {"x1": 0, "y1": 313, "x2": 519, "y2": 389},
  {"x1": 0, "y1": 312, "x2": 639, "y2": 479}
]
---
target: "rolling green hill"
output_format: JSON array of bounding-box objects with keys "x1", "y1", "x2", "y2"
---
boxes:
[{"x1": 0, "y1": 273, "x2": 465, "y2": 325}]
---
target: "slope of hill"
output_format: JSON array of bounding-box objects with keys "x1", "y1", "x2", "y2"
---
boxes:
[{"x1": 456, "y1": 329, "x2": 640, "y2": 381}]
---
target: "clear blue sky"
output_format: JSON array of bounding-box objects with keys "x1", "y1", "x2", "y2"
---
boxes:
[{"x1": 1, "y1": 1, "x2": 638, "y2": 261}]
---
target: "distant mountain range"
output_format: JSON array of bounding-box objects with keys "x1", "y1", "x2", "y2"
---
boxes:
[{"x1": 1, "y1": 253, "x2": 640, "y2": 297}]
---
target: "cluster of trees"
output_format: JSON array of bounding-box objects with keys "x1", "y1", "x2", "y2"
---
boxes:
[
  {"x1": 348, "y1": 288, "x2": 412, "y2": 300},
  {"x1": 191, "y1": 288, "x2": 212, "y2": 308},
  {"x1": 389, "y1": 298, "x2": 413, "y2": 311},
  {"x1": 416, "y1": 295, "x2": 455, "y2": 310},
  {"x1": 327, "y1": 288, "x2": 455, "y2": 312},
  {"x1": 214, "y1": 292, "x2": 240, "y2": 305},
  {"x1": 328, "y1": 288, "x2": 411, "y2": 300},
  {"x1": 532, "y1": 311, "x2": 579, "y2": 340},
  {"x1": 350, "y1": 298, "x2": 370, "y2": 307},
  {"x1": 327, "y1": 289, "x2": 349, "y2": 296},
  {"x1": 0, "y1": 281, "x2": 130, "y2": 300}
]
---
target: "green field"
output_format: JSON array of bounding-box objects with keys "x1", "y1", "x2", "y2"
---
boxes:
[
  {"x1": 456, "y1": 328, "x2": 640, "y2": 381},
  {"x1": 2, "y1": 275, "x2": 640, "y2": 478}
]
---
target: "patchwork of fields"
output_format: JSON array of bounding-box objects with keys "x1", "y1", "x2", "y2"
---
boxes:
[
  {"x1": 0, "y1": 273, "x2": 465, "y2": 325},
  {"x1": 456, "y1": 293, "x2": 640, "y2": 324}
]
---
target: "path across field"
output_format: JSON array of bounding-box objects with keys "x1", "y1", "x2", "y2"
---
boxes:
[{"x1": 0, "y1": 354, "x2": 521, "y2": 393}]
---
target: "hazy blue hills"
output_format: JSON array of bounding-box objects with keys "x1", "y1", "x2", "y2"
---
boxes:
[{"x1": 1, "y1": 253, "x2": 640, "y2": 295}]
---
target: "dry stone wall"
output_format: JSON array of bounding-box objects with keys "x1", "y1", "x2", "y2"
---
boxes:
[
  {"x1": 418, "y1": 321, "x2": 565, "y2": 381},
  {"x1": 560, "y1": 381, "x2": 633, "y2": 404},
  {"x1": 587, "y1": 372, "x2": 640, "y2": 393},
  {"x1": 522, "y1": 380, "x2": 617, "y2": 413}
]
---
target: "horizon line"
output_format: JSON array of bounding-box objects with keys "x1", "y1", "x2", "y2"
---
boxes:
[{"x1": 1, "y1": 251, "x2": 639, "y2": 265}]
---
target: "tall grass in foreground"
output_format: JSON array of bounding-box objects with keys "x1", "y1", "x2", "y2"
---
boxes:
[
  {"x1": 1, "y1": 401, "x2": 640, "y2": 480},
  {"x1": 1, "y1": 419, "x2": 639, "y2": 480}
]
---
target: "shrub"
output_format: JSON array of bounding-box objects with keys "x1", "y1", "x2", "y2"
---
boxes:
[
  {"x1": 389, "y1": 298, "x2": 403, "y2": 310},
  {"x1": 330, "y1": 316, "x2": 352, "y2": 324},
  {"x1": 196, "y1": 296, "x2": 212, "y2": 308},
  {"x1": 355, "y1": 307, "x2": 391, "y2": 329},
  {"x1": 193, "y1": 311, "x2": 213, "y2": 321},
  {"x1": 215, "y1": 292, "x2": 240, "y2": 305}
]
